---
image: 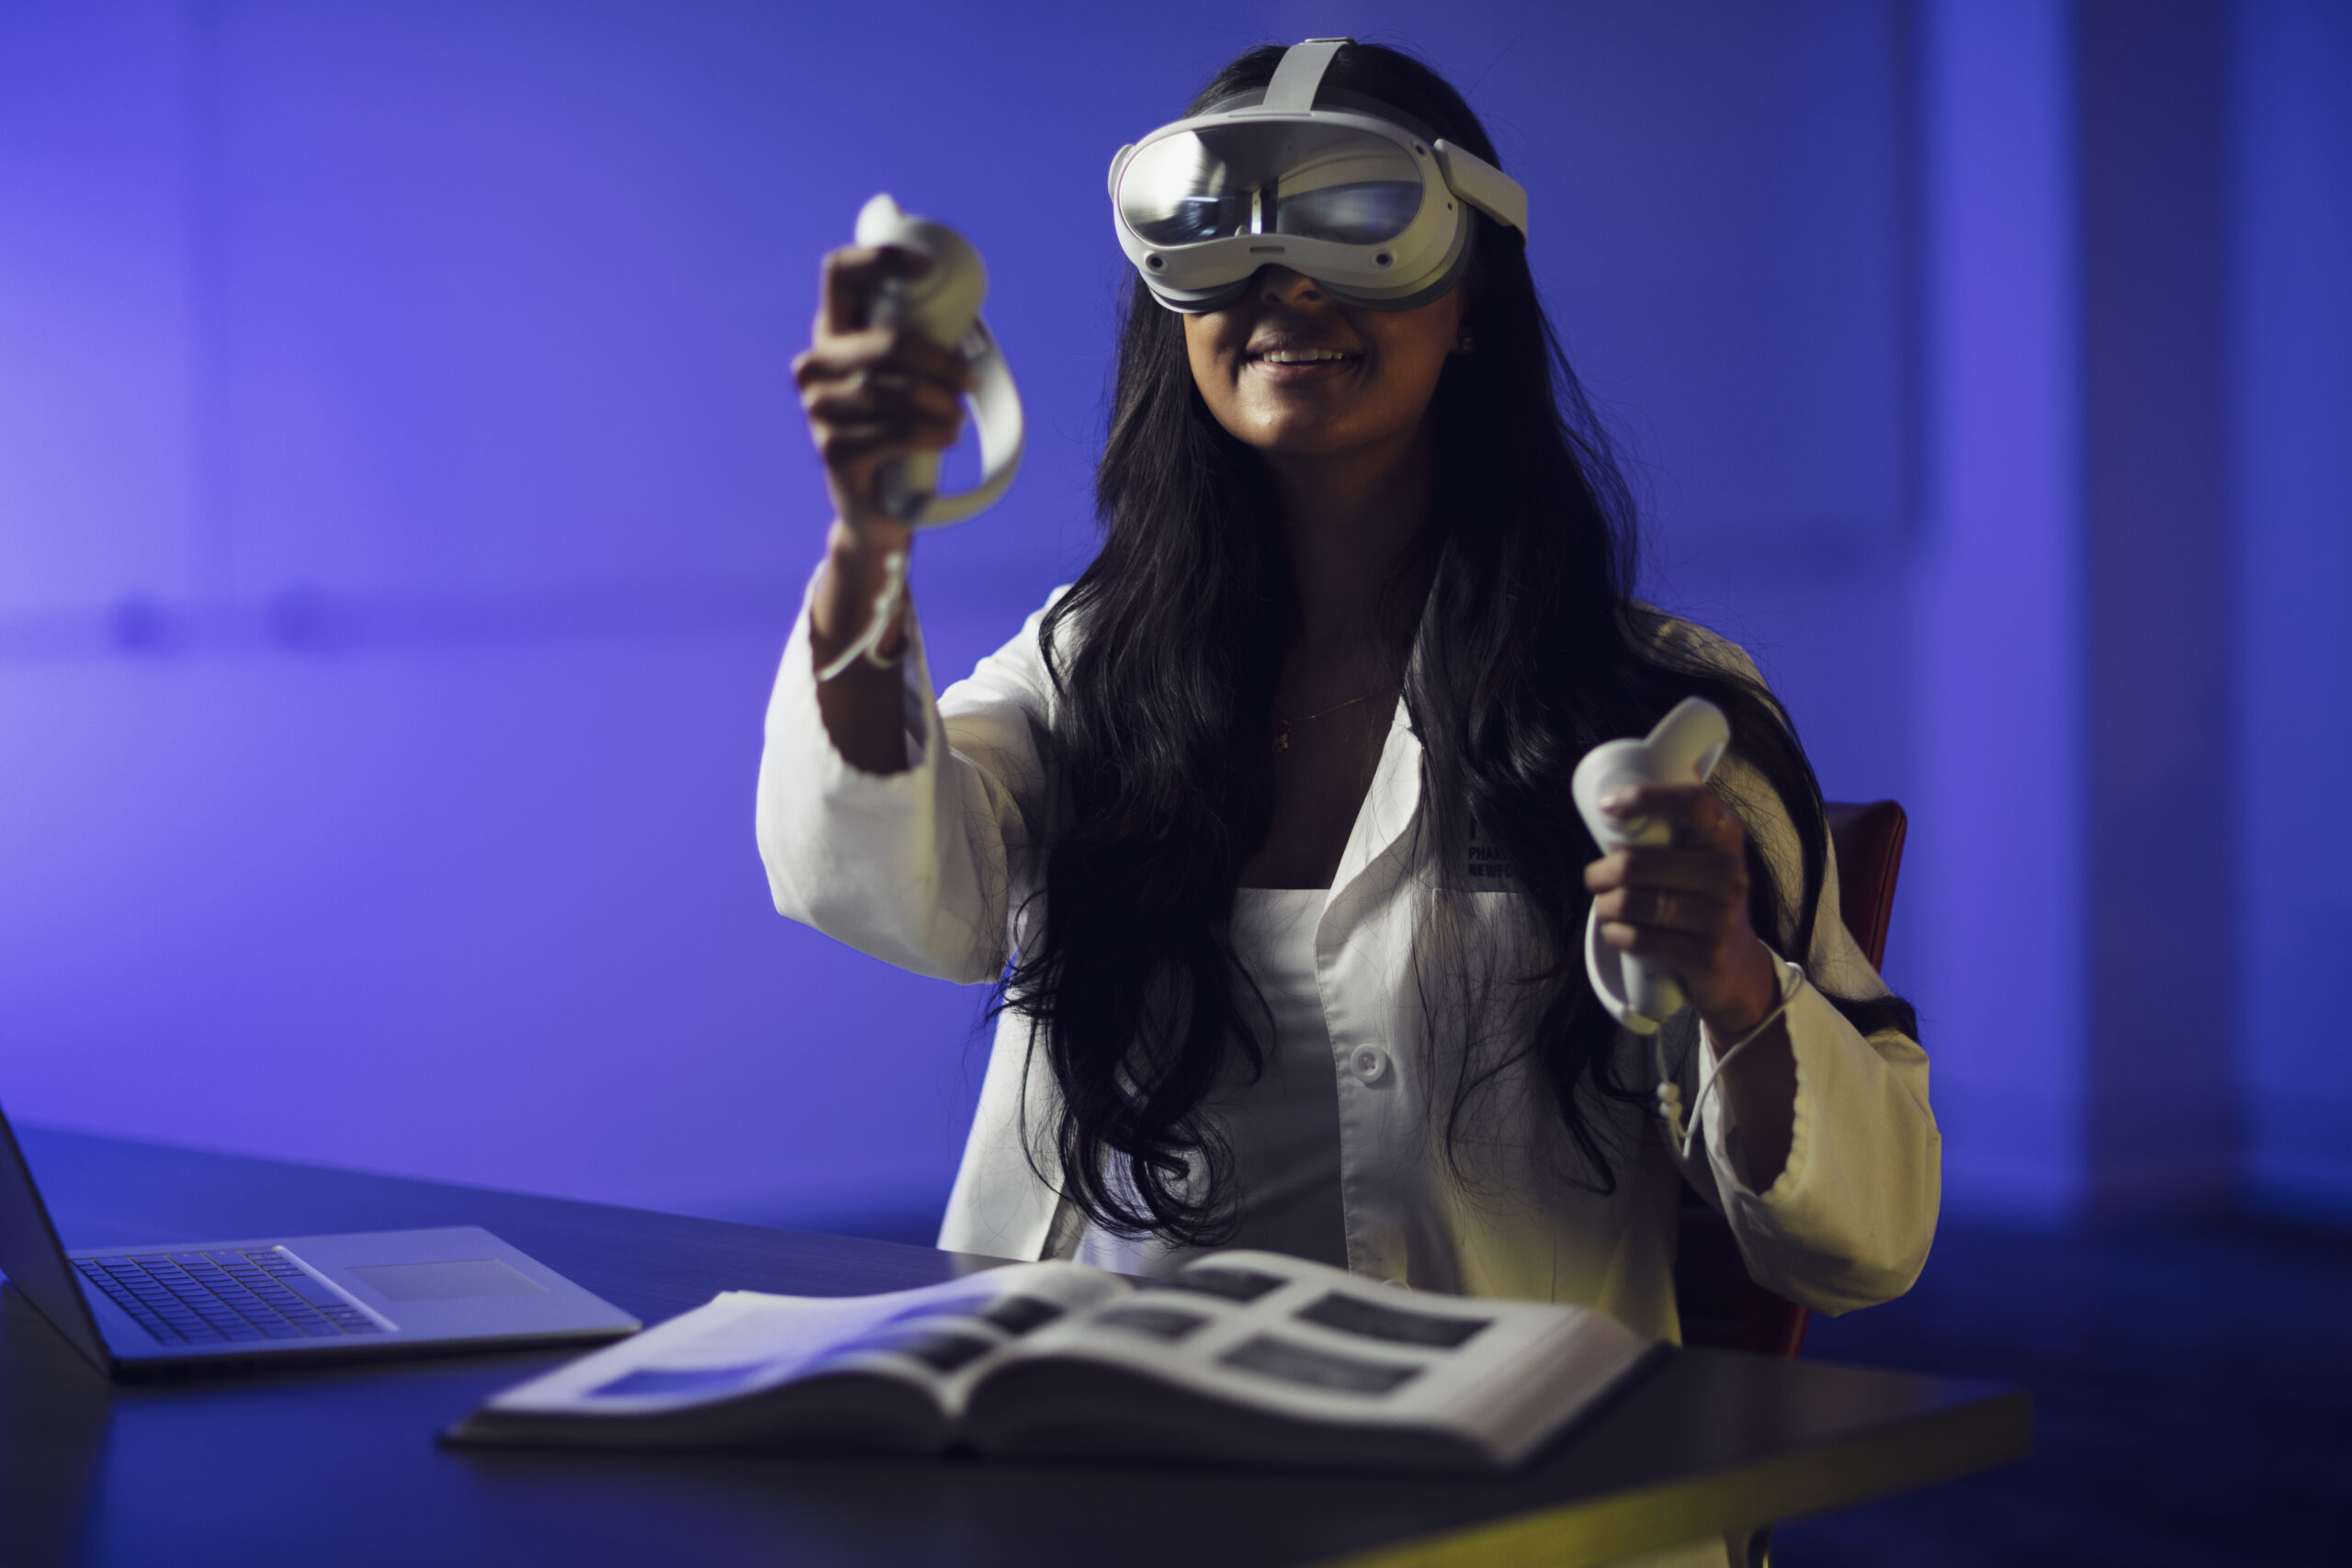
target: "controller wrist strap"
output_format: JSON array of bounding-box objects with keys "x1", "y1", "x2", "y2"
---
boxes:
[
  {"x1": 1654, "y1": 957, "x2": 1805, "y2": 1164},
  {"x1": 813, "y1": 547, "x2": 910, "y2": 683}
]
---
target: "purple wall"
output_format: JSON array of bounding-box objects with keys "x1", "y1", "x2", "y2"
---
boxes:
[
  {"x1": 2235, "y1": 0, "x2": 2352, "y2": 1221},
  {"x1": 1907, "y1": 0, "x2": 2086, "y2": 1219},
  {"x1": 0, "y1": 0, "x2": 2342, "y2": 1234}
]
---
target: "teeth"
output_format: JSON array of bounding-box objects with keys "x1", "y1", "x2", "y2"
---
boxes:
[{"x1": 1260, "y1": 348, "x2": 1353, "y2": 363}]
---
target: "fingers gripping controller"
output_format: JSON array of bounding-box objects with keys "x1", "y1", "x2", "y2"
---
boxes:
[
  {"x1": 853, "y1": 195, "x2": 1025, "y2": 527},
  {"x1": 1571, "y1": 697, "x2": 1732, "y2": 1034}
]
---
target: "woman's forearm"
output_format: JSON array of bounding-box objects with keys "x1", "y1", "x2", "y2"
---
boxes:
[
  {"x1": 1713, "y1": 1017, "x2": 1797, "y2": 1190},
  {"x1": 810, "y1": 521, "x2": 914, "y2": 775}
]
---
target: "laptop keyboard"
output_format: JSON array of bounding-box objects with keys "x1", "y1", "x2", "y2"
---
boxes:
[{"x1": 74, "y1": 1248, "x2": 385, "y2": 1346}]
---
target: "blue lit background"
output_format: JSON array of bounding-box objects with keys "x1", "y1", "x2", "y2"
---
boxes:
[{"x1": 0, "y1": 0, "x2": 2343, "y2": 1239}]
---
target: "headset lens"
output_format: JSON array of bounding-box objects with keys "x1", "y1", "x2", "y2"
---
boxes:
[{"x1": 1120, "y1": 123, "x2": 1423, "y2": 248}]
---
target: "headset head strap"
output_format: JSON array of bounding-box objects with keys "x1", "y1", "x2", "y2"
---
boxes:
[{"x1": 1258, "y1": 37, "x2": 1351, "y2": 112}]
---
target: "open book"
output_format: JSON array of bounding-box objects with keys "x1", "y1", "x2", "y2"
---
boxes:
[{"x1": 445, "y1": 1251, "x2": 1656, "y2": 1472}]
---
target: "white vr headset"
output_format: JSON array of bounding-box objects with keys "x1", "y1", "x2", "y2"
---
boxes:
[{"x1": 1109, "y1": 38, "x2": 1530, "y2": 313}]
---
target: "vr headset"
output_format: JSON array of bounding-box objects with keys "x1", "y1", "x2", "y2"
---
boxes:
[{"x1": 1110, "y1": 38, "x2": 1530, "y2": 313}]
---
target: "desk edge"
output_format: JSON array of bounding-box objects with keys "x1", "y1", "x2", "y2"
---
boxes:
[{"x1": 1315, "y1": 1383, "x2": 2033, "y2": 1568}]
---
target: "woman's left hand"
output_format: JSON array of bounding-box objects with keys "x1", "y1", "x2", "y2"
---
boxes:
[{"x1": 1582, "y1": 784, "x2": 1781, "y2": 1039}]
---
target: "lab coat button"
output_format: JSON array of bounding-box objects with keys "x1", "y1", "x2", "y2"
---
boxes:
[{"x1": 1350, "y1": 1044, "x2": 1390, "y2": 1084}]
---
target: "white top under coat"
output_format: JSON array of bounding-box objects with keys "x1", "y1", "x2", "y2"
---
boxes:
[
  {"x1": 755, "y1": 576, "x2": 1941, "y2": 1343},
  {"x1": 1072, "y1": 887, "x2": 1350, "y2": 1276}
]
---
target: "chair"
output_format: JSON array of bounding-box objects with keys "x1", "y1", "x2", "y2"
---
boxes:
[{"x1": 1671, "y1": 800, "x2": 1909, "y2": 1359}]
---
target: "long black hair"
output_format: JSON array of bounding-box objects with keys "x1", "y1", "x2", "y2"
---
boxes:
[{"x1": 1001, "y1": 41, "x2": 1917, "y2": 1243}]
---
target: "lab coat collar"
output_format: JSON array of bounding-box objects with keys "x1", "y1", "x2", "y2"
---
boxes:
[
  {"x1": 1325, "y1": 645, "x2": 1429, "y2": 918},
  {"x1": 1336, "y1": 686, "x2": 1420, "y2": 907}
]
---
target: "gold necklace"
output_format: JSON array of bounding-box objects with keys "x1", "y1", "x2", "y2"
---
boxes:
[{"x1": 1272, "y1": 688, "x2": 1390, "y2": 751}]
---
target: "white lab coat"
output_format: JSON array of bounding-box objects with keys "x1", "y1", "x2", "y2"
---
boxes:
[{"x1": 756, "y1": 579, "x2": 1939, "y2": 1348}]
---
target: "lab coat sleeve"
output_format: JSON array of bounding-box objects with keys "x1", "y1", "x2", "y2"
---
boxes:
[
  {"x1": 1649, "y1": 626, "x2": 1941, "y2": 1315},
  {"x1": 754, "y1": 569, "x2": 1066, "y2": 986},
  {"x1": 1686, "y1": 841, "x2": 1942, "y2": 1316}
]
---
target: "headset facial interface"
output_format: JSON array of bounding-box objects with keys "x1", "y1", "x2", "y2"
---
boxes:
[{"x1": 1109, "y1": 39, "x2": 1530, "y2": 314}]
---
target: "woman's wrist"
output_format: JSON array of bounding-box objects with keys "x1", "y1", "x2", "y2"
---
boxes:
[
  {"x1": 826, "y1": 516, "x2": 915, "y2": 570},
  {"x1": 1697, "y1": 937, "x2": 1784, "y2": 1045},
  {"x1": 813, "y1": 519, "x2": 915, "y2": 671}
]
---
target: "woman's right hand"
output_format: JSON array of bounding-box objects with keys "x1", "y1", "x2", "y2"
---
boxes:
[
  {"x1": 792, "y1": 244, "x2": 973, "y2": 544},
  {"x1": 796, "y1": 245, "x2": 969, "y2": 766}
]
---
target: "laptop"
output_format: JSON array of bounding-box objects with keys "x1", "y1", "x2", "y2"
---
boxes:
[{"x1": 0, "y1": 1099, "x2": 639, "y2": 1379}]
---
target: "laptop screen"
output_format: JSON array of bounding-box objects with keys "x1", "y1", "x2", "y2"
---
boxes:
[{"x1": 0, "y1": 1100, "x2": 108, "y2": 1368}]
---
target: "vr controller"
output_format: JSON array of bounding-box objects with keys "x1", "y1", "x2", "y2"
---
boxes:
[
  {"x1": 853, "y1": 194, "x2": 1025, "y2": 527},
  {"x1": 1571, "y1": 697, "x2": 1732, "y2": 1034}
]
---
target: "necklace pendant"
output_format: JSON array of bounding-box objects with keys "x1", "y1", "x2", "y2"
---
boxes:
[{"x1": 1273, "y1": 728, "x2": 1290, "y2": 753}]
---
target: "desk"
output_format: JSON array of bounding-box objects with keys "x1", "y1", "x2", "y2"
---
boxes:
[{"x1": 1, "y1": 1129, "x2": 2028, "y2": 1568}]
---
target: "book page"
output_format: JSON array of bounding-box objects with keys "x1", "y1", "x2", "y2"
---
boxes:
[
  {"x1": 983, "y1": 1251, "x2": 1648, "y2": 1461},
  {"x1": 473, "y1": 1261, "x2": 1126, "y2": 1421}
]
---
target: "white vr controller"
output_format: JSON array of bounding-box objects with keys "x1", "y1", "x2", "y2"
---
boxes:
[
  {"x1": 1571, "y1": 697, "x2": 1732, "y2": 1034},
  {"x1": 853, "y1": 194, "x2": 1025, "y2": 527}
]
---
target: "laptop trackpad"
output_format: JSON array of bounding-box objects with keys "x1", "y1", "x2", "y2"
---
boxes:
[{"x1": 345, "y1": 1258, "x2": 548, "y2": 1302}]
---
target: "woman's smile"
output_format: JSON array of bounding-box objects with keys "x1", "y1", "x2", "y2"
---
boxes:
[
  {"x1": 1245, "y1": 334, "x2": 1366, "y2": 386},
  {"x1": 1188, "y1": 266, "x2": 1460, "y2": 458}
]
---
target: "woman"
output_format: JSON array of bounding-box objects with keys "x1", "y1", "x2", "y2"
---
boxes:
[{"x1": 762, "y1": 42, "x2": 1936, "y2": 1346}]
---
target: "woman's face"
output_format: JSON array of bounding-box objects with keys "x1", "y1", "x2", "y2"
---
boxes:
[{"x1": 1182, "y1": 267, "x2": 1464, "y2": 465}]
